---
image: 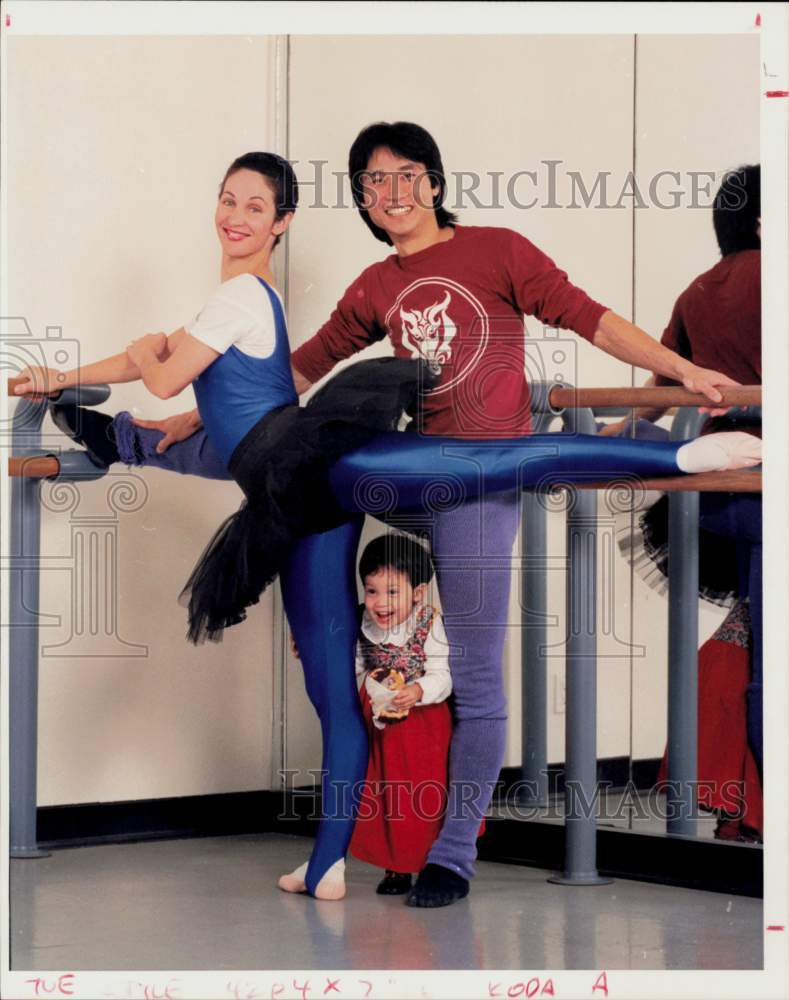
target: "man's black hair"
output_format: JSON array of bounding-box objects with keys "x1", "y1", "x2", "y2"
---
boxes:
[
  {"x1": 348, "y1": 121, "x2": 458, "y2": 245},
  {"x1": 713, "y1": 164, "x2": 760, "y2": 257},
  {"x1": 219, "y1": 152, "x2": 298, "y2": 248},
  {"x1": 359, "y1": 533, "x2": 434, "y2": 588}
]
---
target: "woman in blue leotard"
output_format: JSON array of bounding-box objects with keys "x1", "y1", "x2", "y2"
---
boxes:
[{"x1": 15, "y1": 152, "x2": 762, "y2": 902}]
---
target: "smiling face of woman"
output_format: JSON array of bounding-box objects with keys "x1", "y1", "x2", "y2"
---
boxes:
[{"x1": 215, "y1": 168, "x2": 290, "y2": 261}]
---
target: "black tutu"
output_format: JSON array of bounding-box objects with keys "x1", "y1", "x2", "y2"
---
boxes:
[
  {"x1": 180, "y1": 357, "x2": 435, "y2": 643},
  {"x1": 618, "y1": 493, "x2": 740, "y2": 608}
]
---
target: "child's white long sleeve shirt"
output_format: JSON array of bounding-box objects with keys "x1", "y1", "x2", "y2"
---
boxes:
[{"x1": 355, "y1": 604, "x2": 452, "y2": 706}]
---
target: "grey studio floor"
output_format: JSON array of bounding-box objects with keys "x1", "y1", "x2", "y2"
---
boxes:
[{"x1": 10, "y1": 833, "x2": 762, "y2": 971}]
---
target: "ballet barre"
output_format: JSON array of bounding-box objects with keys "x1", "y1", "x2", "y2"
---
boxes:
[
  {"x1": 549, "y1": 384, "x2": 761, "y2": 409},
  {"x1": 519, "y1": 383, "x2": 761, "y2": 885},
  {"x1": 8, "y1": 384, "x2": 111, "y2": 858},
  {"x1": 7, "y1": 376, "x2": 763, "y2": 408}
]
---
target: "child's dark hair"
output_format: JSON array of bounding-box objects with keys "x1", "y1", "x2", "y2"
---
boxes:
[
  {"x1": 348, "y1": 121, "x2": 458, "y2": 246},
  {"x1": 219, "y1": 152, "x2": 298, "y2": 248},
  {"x1": 359, "y1": 533, "x2": 434, "y2": 588},
  {"x1": 713, "y1": 164, "x2": 760, "y2": 257}
]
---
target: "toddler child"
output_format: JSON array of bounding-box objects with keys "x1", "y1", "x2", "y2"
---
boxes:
[{"x1": 348, "y1": 532, "x2": 455, "y2": 896}]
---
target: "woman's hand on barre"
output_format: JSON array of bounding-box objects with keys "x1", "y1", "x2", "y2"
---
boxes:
[
  {"x1": 131, "y1": 408, "x2": 203, "y2": 453},
  {"x1": 13, "y1": 366, "x2": 70, "y2": 398}
]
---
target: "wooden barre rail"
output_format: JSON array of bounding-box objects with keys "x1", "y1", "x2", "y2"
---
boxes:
[
  {"x1": 7, "y1": 455, "x2": 762, "y2": 492},
  {"x1": 9, "y1": 455, "x2": 61, "y2": 478},
  {"x1": 548, "y1": 385, "x2": 761, "y2": 409},
  {"x1": 8, "y1": 376, "x2": 762, "y2": 409},
  {"x1": 548, "y1": 471, "x2": 761, "y2": 493}
]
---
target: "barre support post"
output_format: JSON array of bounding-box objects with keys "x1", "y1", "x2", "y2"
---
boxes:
[
  {"x1": 9, "y1": 397, "x2": 51, "y2": 858},
  {"x1": 666, "y1": 408, "x2": 705, "y2": 837},
  {"x1": 548, "y1": 390, "x2": 611, "y2": 886}
]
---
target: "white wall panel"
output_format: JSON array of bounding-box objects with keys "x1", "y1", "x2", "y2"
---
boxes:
[{"x1": 6, "y1": 35, "x2": 282, "y2": 804}]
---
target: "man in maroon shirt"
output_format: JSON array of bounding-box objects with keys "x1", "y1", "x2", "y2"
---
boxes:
[{"x1": 285, "y1": 122, "x2": 741, "y2": 907}]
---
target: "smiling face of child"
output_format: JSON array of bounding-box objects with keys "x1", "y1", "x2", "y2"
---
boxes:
[{"x1": 363, "y1": 567, "x2": 426, "y2": 630}]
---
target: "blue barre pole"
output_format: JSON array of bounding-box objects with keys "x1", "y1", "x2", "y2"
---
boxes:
[
  {"x1": 548, "y1": 390, "x2": 611, "y2": 886},
  {"x1": 666, "y1": 407, "x2": 705, "y2": 837},
  {"x1": 9, "y1": 386, "x2": 110, "y2": 859},
  {"x1": 9, "y1": 395, "x2": 48, "y2": 858}
]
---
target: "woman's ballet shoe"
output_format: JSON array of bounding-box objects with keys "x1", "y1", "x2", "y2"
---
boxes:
[
  {"x1": 676, "y1": 432, "x2": 761, "y2": 474},
  {"x1": 278, "y1": 861, "x2": 308, "y2": 894},
  {"x1": 278, "y1": 858, "x2": 346, "y2": 900},
  {"x1": 49, "y1": 404, "x2": 120, "y2": 468},
  {"x1": 311, "y1": 858, "x2": 347, "y2": 900}
]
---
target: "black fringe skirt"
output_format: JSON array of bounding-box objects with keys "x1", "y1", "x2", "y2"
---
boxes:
[{"x1": 180, "y1": 358, "x2": 434, "y2": 643}]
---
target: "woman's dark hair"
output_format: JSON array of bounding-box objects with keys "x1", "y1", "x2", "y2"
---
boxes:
[
  {"x1": 713, "y1": 164, "x2": 760, "y2": 257},
  {"x1": 359, "y1": 533, "x2": 434, "y2": 588},
  {"x1": 348, "y1": 121, "x2": 458, "y2": 245},
  {"x1": 219, "y1": 152, "x2": 298, "y2": 248}
]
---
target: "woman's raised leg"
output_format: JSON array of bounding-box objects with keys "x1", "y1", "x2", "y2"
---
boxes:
[{"x1": 328, "y1": 430, "x2": 758, "y2": 516}]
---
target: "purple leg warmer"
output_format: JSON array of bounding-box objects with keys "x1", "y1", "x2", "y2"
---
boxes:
[
  {"x1": 112, "y1": 411, "x2": 231, "y2": 480},
  {"x1": 425, "y1": 492, "x2": 520, "y2": 880}
]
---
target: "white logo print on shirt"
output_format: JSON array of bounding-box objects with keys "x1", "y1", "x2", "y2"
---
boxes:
[
  {"x1": 385, "y1": 277, "x2": 489, "y2": 393},
  {"x1": 399, "y1": 291, "x2": 456, "y2": 376}
]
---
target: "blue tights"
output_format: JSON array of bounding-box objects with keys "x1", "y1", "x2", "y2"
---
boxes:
[{"x1": 279, "y1": 520, "x2": 368, "y2": 895}]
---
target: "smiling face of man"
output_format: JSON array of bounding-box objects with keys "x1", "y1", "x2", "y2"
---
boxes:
[{"x1": 360, "y1": 146, "x2": 443, "y2": 252}]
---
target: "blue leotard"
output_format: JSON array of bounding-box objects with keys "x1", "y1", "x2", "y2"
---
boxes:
[{"x1": 192, "y1": 278, "x2": 297, "y2": 467}]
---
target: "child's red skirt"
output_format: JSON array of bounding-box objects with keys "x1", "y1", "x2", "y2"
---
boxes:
[{"x1": 349, "y1": 689, "x2": 453, "y2": 873}]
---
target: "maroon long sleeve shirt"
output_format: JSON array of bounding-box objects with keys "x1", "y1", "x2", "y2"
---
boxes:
[{"x1": 291, "y1": 225, "x2": 609, "y2": 437}]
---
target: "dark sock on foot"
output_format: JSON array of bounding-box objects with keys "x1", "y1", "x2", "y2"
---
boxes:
[
  {"x1": 406, "y1": 863, "x2": 469, "y2": 908},
  {"x1": 50, "y1": 404, "x2": 120, "y2": 467},
  {"x1": 376, "y1": 870, "x2": 412, "y2": 895}
]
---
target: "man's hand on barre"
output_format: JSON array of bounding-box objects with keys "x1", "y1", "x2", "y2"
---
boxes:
[{"x1": 677, "y1": 363, "x2": 741, "y2": 417}]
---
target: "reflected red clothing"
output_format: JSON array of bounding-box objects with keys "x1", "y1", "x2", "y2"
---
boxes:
[
  {"x1": 654, "y1": 250, "x2": 761, "y2": 435},
  {"x1": 657, "y1": 602, "x2": 762, "y2": 837},
  {"x1": 291, "y1": 225, "x2": 608, "y2": 438}
]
